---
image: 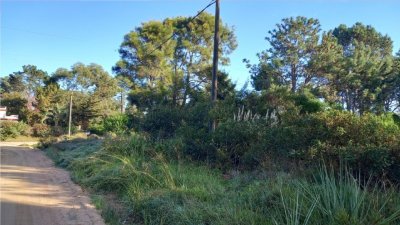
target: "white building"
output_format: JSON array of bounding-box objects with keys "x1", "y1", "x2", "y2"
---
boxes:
[{"x1": 0, "y1": 107, "x2": 19, "y2": 121}]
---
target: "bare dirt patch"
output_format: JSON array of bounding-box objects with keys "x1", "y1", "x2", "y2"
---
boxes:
[{"x1": 0, "y1": 143, "x2": 105, "y2": 225}]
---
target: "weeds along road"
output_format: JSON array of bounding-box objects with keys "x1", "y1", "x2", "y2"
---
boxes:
[{"x1": 0, "y1": 142, "x2": 105, "y2": 225}]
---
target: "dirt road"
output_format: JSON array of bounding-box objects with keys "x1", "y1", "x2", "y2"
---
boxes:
[{"x1": 0, "y1": 143, "x2": 105, "y2": 225}]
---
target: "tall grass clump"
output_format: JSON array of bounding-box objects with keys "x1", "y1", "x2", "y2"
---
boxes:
[
  {"x1": 272, "y1": 190, "x2": 317, "y2": 225},
  {"x1": 77, "y1": 134, "x2": 177, "y2": 197},
  {"x1": 290, "y1": 166, "x2": 400, "y2": 225}
]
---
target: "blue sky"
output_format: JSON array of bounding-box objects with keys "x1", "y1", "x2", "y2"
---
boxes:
[{"x1": 1, "y1": 0, "x2": 400, "y2": 88}]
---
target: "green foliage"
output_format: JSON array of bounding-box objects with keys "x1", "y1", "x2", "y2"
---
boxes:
[
  {"x1": 154, "y1": 137, "x2": 185, "y2": 161},
  {"x1": 4, "y1": 14, "x2": 400, "y2": 225},
  {"x1": 179, "y1": 125, "x2": 212, "y2": 161},
  {"x1": 114, "y1": 13, "x2": 237, "y2": 109},
  {"x1": 88, "y1": 123, "x2": 106, "y2": 135},
  {"x1": 248, "y1": 19, "x2": 398, "y2": 114},
  {"x1": 303, "y1": 111, "x2": 400, "y2": 182},
  {"x1": 49, "y1": 63, "x2": 121, "y2": 129},
  {"x1": 102, "y1": 134, "x2": 148, "y2": 156},
  {"x1": 296, "y1": 166, "x2": 400, "y2": 225},
  {"x1": 212, "y1": 120, "x2": 264, "y2": 168},
  {"x1": 325, "y1": 23, "x2": 396, "y2": 114},
  {"x1": 250, "y1": 16, "x2": 321, "y2": 93},
  {"x1": 1, "y1": 65, "x2": 48, "y2": 95},
  {"x1": 0, "y1": 92, "x2": 29, "y2": 122},
  {"x1": 103, "y1": 114, "x2": 129, "y2": 135},
  {"x1": 50, "y1": 126, "x2": 65, "y2": 137},
  {"x1": 291, "y1": 89, "x2": 326, "y2": 114},
  {"x1": 89, "y1": 114, "x2": 129, "y2": 135},
  {"x1": 142, "y1": 106, "x2": 184, "y2": 139},
  {"x1": 0, "y1": 121, "x2": 31, "y2": 141},
  {"x1": 44, "y1": 138, "x2": 400, "y2": 225},
  {"x1": 32, "y1": 123, "x2": 51, "y2": 137},
  {"x1": 91, "y1": 195, "x2": 121, "y2": 225},
  {"x1": 184, "y1": 109, "x2": 400, "y2": 182}
]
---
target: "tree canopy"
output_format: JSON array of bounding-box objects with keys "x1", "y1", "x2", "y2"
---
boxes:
[
  {"x1": 248, "y1": 17, "x2": 399, "y2": 114},
  {"x1": 113, "y1": 12, "x2": 237, "y2": 110}
]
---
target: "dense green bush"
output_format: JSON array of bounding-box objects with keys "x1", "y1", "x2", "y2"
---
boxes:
[
  {"x1": 191, "y1": 109, "x2": 400, "y2": 182},
  {"x1": 50, "y1": 126, "x2": 65, "y2": 136},
  {"x1": 301, "y1": 111, "x2": 400, "y2": 182},
  {"x1": 213, "y1": 120, "x2": 264, "y2": 168},
  {"x1": 103, "y1": 114, "x2": 129, "y2": 134},
  {"x1": 32, "y1": 123, "x2": 50, "y2": 137},
  {"x1": 178, "y1": 124, "x2": 213, "y2": 161},
  {"x1": 89, "y1": 114, "x2": 129, "y2": 135},
  {"x1": 154, "y1": 137, "x2": 185, "y2": 161},
  {"x1": 0, "y1": 121, "x2": 31, "y2": 140},
  {"x1": 88, "y1": 123, "x2": 106, "y2": 135},
  {"x1": 142, "y1": 106, "x2": 184, "y2": 139}
]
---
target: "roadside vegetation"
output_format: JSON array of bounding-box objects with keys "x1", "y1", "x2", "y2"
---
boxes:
[
  {"x1": 2, "y1": 12, "x2": 400, "y2": 225},
  {"x1": 44, "y1": 134, "x2": 400, "y2": 225}
]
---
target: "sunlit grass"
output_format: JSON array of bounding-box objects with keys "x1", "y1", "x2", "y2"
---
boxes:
[{"x1": 44, "y1": 138, "x2": 400, "y2": 225}]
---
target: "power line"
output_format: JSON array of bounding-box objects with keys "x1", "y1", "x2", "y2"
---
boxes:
[
  {"x1": 0, "y1": 26, "x2": 83, "y2": 41},
  {"x1": 145, "y1": 0, "x2": 216, "y2": 57}
]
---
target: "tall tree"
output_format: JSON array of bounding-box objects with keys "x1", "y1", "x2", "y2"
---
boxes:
[
  {"x1": 113, "y1": 13, "x2": 237, "y2": 110},
  {"x1": 329, "y1": 23, "x2": 395, "y2": 114},
  {"x1": 113, "y1": 20, "x2": 176, "y2": 110},
  {"x1": 1, "y1": 73, "x2": 26, "y2": 93},
  {"x1": 265, "y1": 16, "x2": 321, "y2": 92},
  {"x1": 1, "y1": 65, "x2": 49, "y2": 123},
  {"x1": 52, "y1": 63, "x2": 120, "y2": 128}
]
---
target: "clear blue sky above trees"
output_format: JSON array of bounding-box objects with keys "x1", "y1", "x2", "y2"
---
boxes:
[{"x1": 1, "y1": 0, "x2": 399, "y2": 88}]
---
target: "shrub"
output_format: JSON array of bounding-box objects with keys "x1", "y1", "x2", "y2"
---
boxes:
[
  {"x1": 0, "y1": 121, "x2": 31, "y2": 140},
  {"x1": 141, "y1": 106, "x2": 183, "y2": 139},
  {"x1": 32, "y1": 123, "x2": 50, "y2": 137},
  {"x1": 88, "y1": 123, "x2": 106, "y2": 135},
  {"x1": 50, "y1": 126, "x2": 65, "y2": 136},
  {"x1": 88, "y1": 114, "x2": 129, "y2": 136},
  {"x1": 213, "y1": 120, "x2": 264, "y2": 168},
  {"x1": 303, "y1": 111, "x2": 400, "y2": 182},
  {"x1": 103, "y1": 114, "x2": 129, "y2": 135},
  {"x1": 154, "y1": 137, "x2": 185, "y2": 161},
  {"x1": 178, "y1": 124, "x2": 213, "y2": 161},
  {"x1": 201, "y1": 109, "x2": 400, "y2": 182}
]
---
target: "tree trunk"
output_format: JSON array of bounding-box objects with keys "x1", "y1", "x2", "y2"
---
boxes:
[
  {"x1": 183, "y1": 54, "x2": 193, "y2": 107},
  {"x1": 291, "y1": 65, "x2": 297, "y2": 93},
  {"x1": 120, "y1": 91, "x2": 125, "y2": 113},
  {"x1": 172, "y1": 64, "x2": 178, "y2": 106},
  {"x1": 182, "y1": 70, "x2": 190, "y2": 106},
  {"x1": 68, "y1": 94, "x2": 73, "y2": 137},
  {"x1": 210, "y1": 0, "x2": 220, "y2": 132}
]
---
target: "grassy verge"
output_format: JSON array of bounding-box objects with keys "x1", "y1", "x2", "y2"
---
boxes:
[
  {"x1": 1, "y1": 135, "x2": 41, "y2": 142},
  {"x1": 43, "y1": 136, "x2": 400, "y2": 225}
]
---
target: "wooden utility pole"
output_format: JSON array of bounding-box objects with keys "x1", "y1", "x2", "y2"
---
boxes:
[
  {"x1": 120, "y1": 91, "x2": 125, "y2": 113},
  {"x1": 68, "y1": 94, "x2": 73, "y2": 137},
  {"x1": 210, "y1": 0, "x2": 220, "y2": 132}
]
